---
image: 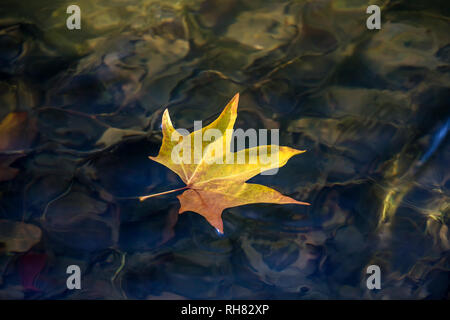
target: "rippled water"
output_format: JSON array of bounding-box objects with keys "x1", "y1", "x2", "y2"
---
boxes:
[{"x1": 0, "y1": 0, "x2": 449, "y2": 299}]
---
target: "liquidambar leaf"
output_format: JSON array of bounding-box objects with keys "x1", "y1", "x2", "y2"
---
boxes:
[{"x1": 140, "y1": 93, "x2": 309, "y2": 233}]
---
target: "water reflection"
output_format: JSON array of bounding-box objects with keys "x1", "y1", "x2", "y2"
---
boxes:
[{"x1": 0, "y1": 0, "x2": 449, "y2": 299}]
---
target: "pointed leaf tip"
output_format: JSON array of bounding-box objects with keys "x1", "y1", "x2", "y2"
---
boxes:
[
  {"x1": 231, "y1": 93, "x2": 239, "y2": 109},
  {"x1": 161, "y1": 108, "x2": 174, "y2": 132}
]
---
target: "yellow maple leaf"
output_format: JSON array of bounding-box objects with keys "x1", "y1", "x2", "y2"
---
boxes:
[{"x1": 140, "y1": 93, "x2": 309, "y2": 233}]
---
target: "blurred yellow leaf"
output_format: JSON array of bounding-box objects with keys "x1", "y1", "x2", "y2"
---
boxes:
[{"x1": 0, "y1": 220, "x2": 42, "y2": 253}]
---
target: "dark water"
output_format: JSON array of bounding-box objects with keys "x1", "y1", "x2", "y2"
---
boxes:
[{"x1": 0, "y1": 0, "x2": 449, "y2": 299}]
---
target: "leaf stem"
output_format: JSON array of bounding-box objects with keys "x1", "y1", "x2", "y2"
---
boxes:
[{"x1": 139, "y1": 186, "x2": 189, "y2": 201}]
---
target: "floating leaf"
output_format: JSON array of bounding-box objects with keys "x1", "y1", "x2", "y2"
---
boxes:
[{"x1": 140, "y1": 94, "x2": 309, "y2": 233}]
